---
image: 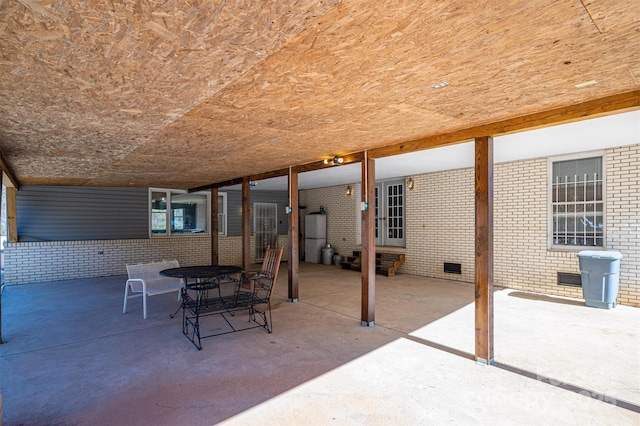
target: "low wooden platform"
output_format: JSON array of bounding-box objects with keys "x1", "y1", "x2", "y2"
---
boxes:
[{"x1": 340, "y1": 250, "x2": 406, "y2": 276}]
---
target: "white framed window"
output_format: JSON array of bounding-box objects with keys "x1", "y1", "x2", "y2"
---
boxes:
[
  {"x1": 548, "y1": 152, "x2": 605, "y2": 250},
  {"x1": 149, "y1": 189, "x2": 214, "y2": 237}
]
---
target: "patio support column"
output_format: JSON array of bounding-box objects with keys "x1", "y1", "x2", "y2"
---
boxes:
[
  {"x1": 0, "y1": 172, "x2": 3, "y2": 344},
  {"x1": 361, "y1": 154, "x2": 376, "y2": 326},
  {"x1": 210, "y1": 188, "x2": 219, "y2": 265},
  {"x1": 475, "y1": 136, "x2": 494, "y2": 365},
  {"x1": 7, "y1": 187, "x2": 16, "y2": 243},
  {"x1": 287, "y1": 168, "x2": 299, "y2": 302},
  {"x1": 241, "y1": 177, "x2": 251, "y2": 272}
]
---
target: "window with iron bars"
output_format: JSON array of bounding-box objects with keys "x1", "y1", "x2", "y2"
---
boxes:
[{"x1": 549, "y1": 154, "x2": 604, "y2": 249}]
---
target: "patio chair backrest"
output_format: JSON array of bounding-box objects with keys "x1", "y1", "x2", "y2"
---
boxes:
[
  {"x1": 260, "y1": 245, "x2": 284, "y2": 288},
  {"x1": 123, "y1": 259, "x2": 183, "y2": 319},
  {"x1": 125, "y1": 259, "x2": 181, "y2": 294}
]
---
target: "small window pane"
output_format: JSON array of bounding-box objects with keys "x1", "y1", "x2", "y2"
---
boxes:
[
  {"x1": 171, "y1": 192, "x2": 207, "y2": 233},
  {"x1": 151, "y1": 191, "x2": 167, "y2": 234}
]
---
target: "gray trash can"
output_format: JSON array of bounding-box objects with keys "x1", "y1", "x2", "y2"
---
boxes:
[
  {"x1": 321, "y1": 245, "x2": 335, "y2": 265},
  {"x1": 577, "y1": 251, "x2": 623, "y2": 309}
]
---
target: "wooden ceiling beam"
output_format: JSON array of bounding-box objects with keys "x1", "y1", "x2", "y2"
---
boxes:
[
  {"x1": 189, "y1": 152, "x2": 365, "y2": 192},
  {"x1": 369, "y1": 90, "x2": 640, "y2": 159},
  {"x1": 189, "y1": 90, "x2": 639, "y2": 193},
  {"x1": 0, "y1": 149, "x2": 20, "y2": 189}
]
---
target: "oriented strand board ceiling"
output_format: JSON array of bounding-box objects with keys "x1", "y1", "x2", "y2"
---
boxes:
[{"x1": 0, "y1": 0, "x2": 639, "y2": 189}]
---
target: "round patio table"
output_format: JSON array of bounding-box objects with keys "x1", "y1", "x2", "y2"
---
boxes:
[
  {"x1": 161, "y1": 265, "x2": 243, "y2": 318},
  {"x1": 160, "y1": 265, "x2": 242, "y2": 288}
]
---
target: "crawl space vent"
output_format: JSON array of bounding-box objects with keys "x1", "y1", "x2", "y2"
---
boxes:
[
  {"x1": 444, "y1": 262, "x2": 462, "y2": 274},
  {"x1": 557, "y1": 272, "x2": 582, "y2": 287}
]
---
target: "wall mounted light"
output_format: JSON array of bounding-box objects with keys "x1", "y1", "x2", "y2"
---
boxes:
[
  {"x1": 407, "y1": 177, "x2": 414, "y2": 190},
  {"x1": 323, "y1": 156, "x2": 344, "y2": 165},
  {"x1": 346, "y1": 185, "x2": 352, "y2": 196}
]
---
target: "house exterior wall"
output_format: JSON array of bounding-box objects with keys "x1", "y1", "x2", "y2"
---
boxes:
[
  {"x1": 404, "y1": 168, "x2": 475, "y2": 282},
  {"x1": 3, "y1": 185, "x2": 290, "y2": 285},
  {"x1": 225, "y1": 190, "x2": 289, "y2": 236},
  {"x1": 3, "y1": 145, "x2": 637, "y2": 306},
  {"x1": 4, "y1": 234, "x2": 289, "y2": 285},
  {"x1": 299, "y1": 185, "x2": 359, "y2": 260},
  {"x1": 300, "y1": 144, "x2": 639, "y2": 307},
  {"x1": 14, "y1": 187, "x2": 288, "y2": 241},
  {"x1": 492, "y1": 145, "x2": 639, "y2": 306},
  {"x1": 604, "y1": 145, "x2": 639, "y2": 305},
  {"x1": 16, "y1": 186, "x2": 148, "y2": 241}
]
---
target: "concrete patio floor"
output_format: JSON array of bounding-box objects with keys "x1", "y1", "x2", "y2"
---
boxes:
[{"x1": 0, "y1": 262, "x2": 638, "y2": 425}]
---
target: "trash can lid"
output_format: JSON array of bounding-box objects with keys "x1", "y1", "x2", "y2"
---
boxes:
[{"x1": 577, "y1": 250, "x2": 623, "y2": 260}]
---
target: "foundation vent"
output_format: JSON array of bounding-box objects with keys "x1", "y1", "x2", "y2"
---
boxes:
[
  {"x1": 444, "y1": 262, "x2": 462, "y2": 274},
  {"x1": 557, "y1": 272, "x2": 582, "y2": 287}
]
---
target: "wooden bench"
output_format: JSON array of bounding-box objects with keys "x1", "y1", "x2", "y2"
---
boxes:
[
  {"x1": 123, "y1": 259, "x2": 183, "y2": 319},
  {"x1": 341, "y1": 250, "x2": 406, "y2": 276}
]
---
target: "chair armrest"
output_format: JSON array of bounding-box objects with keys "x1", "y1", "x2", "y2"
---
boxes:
[
  {"x1": 243, "y1": 270, "x2": 273, "y2": 280},
  {"x1": 126, "y1": 278, "x2": 147, "y2": 293},
  {"x1": 240, "y1": 271, "x2": 275, "y2": 296}
]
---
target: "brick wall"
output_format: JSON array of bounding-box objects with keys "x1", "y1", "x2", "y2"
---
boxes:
[
  {"x1": 493, "y1": 157, "x2": 584, "y2": 298},
  {"x1": 404, "y1": 168, "x2": 475, "y2": 282},
  {"x1": 4, "y1": 237, "x2": 212, "y2": 285},
  {"x1": 300, "y1": 145, "x2": 639, "y2": 307},
  {"x1": 404, "y1": 146, "x2": 639, "y2": 306},
  {"x1": 605, "y1": 145, "x2": 640, "y2": 306},
  {"x1": 4, "y1": 235, "x2": 289, "y2": 285},
  {"x1": 493, "y1": 147, "x2": 639, "y2": 306},
  {"x1": 300, "y1": 184, "x2": 359, "y2": 260}
]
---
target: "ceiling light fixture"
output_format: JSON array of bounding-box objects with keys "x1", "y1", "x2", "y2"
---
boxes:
[
  {"x1": 575, "y1": 80, "x2": 597, "y2": 88},
  {"x1": 431, "y1": 81, "x2": 449, "y2": 89},
  {"x1": 323, "y1": 156, "x2": 344, "y2": 165},
  {"x1": 268, "y1": 138, "x2": 278, "y2": 143}
]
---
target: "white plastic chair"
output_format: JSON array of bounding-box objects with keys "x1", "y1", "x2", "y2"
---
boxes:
[{"x1": 123, "y1": 259, "x2": 183, "y2": 319}]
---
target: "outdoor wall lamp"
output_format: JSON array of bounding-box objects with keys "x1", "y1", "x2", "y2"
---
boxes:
[
  {"x1": 407, "y1": 177, "x2": 414, "y2": 190},
  {"x1": 346, "y1": 185, "x2": 352, "y2": 196},
  {"x1": 323, "y1": 156, "x2": 344, "y2": 165}
]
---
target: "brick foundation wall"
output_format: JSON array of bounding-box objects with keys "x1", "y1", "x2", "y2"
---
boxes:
[{"x1": 4, "y1": 235, "x2": 289, "y2": 285}]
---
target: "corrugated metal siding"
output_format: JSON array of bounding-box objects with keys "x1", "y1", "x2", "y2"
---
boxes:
[
  {"x1": 225, "y1": 190, "x2": 288, "y2": 236},
  {"x1": 17, "y1": 186, "x2": 148, "y2": 241}
]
